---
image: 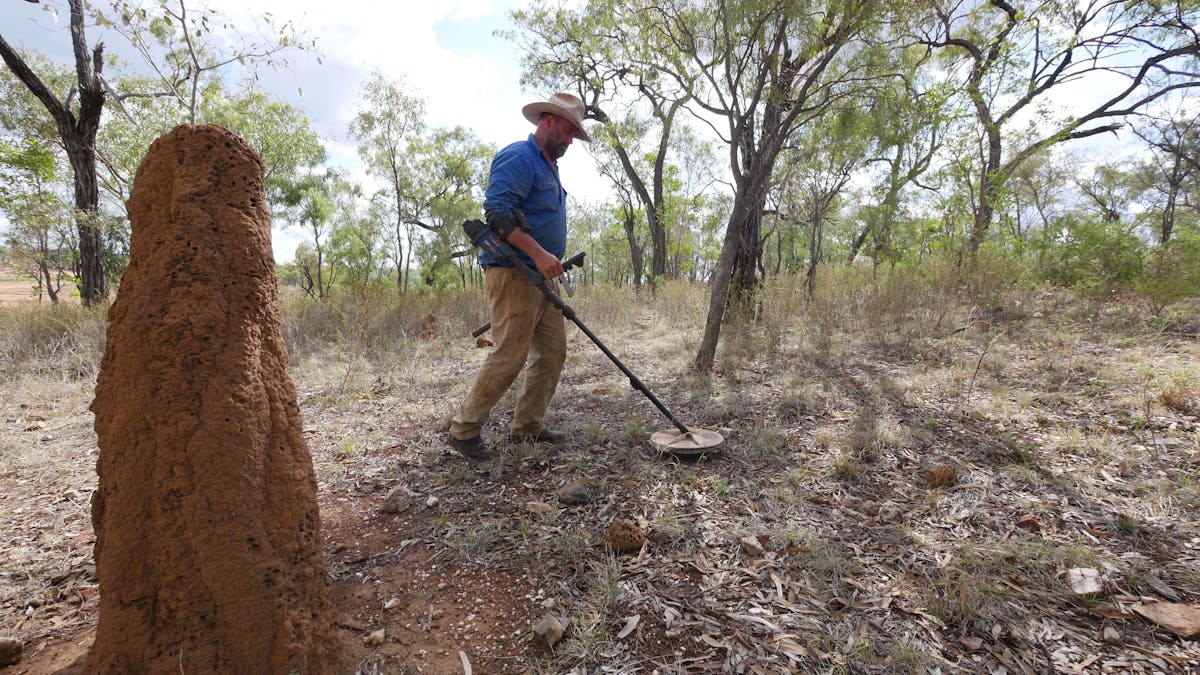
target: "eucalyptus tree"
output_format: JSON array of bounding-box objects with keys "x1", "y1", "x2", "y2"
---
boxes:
[
  {"x1": 769, "y1": 106, "x2": 876, "y2": 295},
  {"x1": 401, "y1": 126, "x2": 493, "y2": 292},
  {"x1": 846, "y1": 49, "x2": 950, "y2": 265},
  {"x1": 0, "y1": 54, "x2": 76, "y2": 299},
  {"x1": 328, "y1": 188, "x2": 387, "y2": 298},
  {"x1": 1074, "y1": 164, "x2": 1135, "y2": 225},
  {"x1": 279, "y1": 169, "x2": 354, "y2": 300},
  {"x1": 1131, "y1": 108, "x2": 1200, "y2": 246},
  {"x1": 918, "y1": 0, "x2": 1200, "y2": 256},
  {"x1": 592, "y1": 129, "x2": 649, "y2": 287},
  {"x1": 618, "y1": 0, "x2": 893, "y2": 370},
  {"x1": 1, "y1": 0, "x2": 110, "y2": 303},
  {"x1": 100, "y1": 0, "x2": 313, "y2": 124},
  {"x1": 1, "y1": 0, "x2": 313, "y2": 304},
  {"x1": 348, "y1": 71, "x2": 426, "y2": 293},
  {"x1": 1, "y1": 138, "x2": 74, "y2": 302},
  {"x1": 510, "y1": 0, "x2": 690, "y2": 286},
  {"x1": 998, "y1": 150, "x2": 1072, "y2": 249}
]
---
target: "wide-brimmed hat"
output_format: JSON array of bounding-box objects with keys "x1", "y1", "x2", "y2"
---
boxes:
[{"x1": 522, "y1": 92, "x2": 591, "y2": 142}]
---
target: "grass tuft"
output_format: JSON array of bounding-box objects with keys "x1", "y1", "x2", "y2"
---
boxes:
[{"x1": 0, "y1": 303, "x2": 107, "y2": 379}]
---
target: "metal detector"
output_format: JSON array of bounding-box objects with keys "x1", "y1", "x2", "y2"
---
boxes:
[{"x1": 463, "y1": 219, "x2": 725, "y2": 457}]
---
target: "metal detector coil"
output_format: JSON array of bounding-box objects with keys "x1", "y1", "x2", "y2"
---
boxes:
[{"x1": 462, "y1": 219, "x2": 725, "y2": 458}]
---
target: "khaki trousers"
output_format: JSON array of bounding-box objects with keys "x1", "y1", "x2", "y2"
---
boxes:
[{"x1": 450, "y1": 266, "x2": 566, "y2": 440}]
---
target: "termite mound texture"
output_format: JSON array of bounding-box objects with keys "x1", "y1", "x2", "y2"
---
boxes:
[{"x1": 84, "y1": 124, "x2": 346, "y2": 674}]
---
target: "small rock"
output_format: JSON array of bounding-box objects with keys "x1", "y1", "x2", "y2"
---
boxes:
[
  {"x1": 604, "y1": 519, "x2": 646, "y2": 553},
  {"x1": 0, "y1": 637, "x2": 24, "y2": 667},
  {"x1": 1101, "y1": 625, "x2": 1122, "y2": 645},
  {"x1": 877, "y1": 501, "x2": 902, "y2": 524},
  {"x1": 383, "y1": 597, "x2": 400, "y2": 610},
  {"x1": 425, "y1": 495, "x2": 439, "y2": 509},
  {"x1": 739, "y1": 535, "x2": 766, "y2": 557},
  {"x1": 531, "y1": 614, "x2": 569, "y2": 650},
  {"x1": 363, "y1": 628, "x2": 385, "y2": 647},
  {"x1": 922, "y1": 464, "x2": 957, "y2": 487},
  {"x1": 380, "y1": 486, "x2": 415, "y2": 514},
  {"x1": 555, "y1": 479, "x2": 593, "y2": 505},
  {"x1": 525, "y1": 501, "x2": 554, "y2": 514},
  {"x1": 959, "y1": 636, "x2": 983, "y2": 651}
]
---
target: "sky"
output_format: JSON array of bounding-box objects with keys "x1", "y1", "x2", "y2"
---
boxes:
[{"x1": 1, "y1": 0, "x2": 607, "y2": 261}]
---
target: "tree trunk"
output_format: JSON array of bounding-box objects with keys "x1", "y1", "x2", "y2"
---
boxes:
[
  {"x1": 0, "y1": 0, "x2": 108, "y2": 305},
  {"x1": 695, "y1": 114, "x2": 782, "y2": 371},
  {"x1": 730, "y1": 203, "x2": 764, "y2": 310},
  {"x1": 621, "y1": 205, "x2": 644, "y2": 289},
  {"x1": 847, "y1": 222, "x2": 871, "y2": 265},
  {"x1": 695, "y1": 194, "x2": 753, "y2": 370},
  {"x1": 805, "y1": 208, "x2": 825, "y2": 298},
  {"x1": 67, "y1": 141, "x2": 107, "y2": 304},
  {"x1": 1162, "y1": 154, "x2": 1183, "y2": 246}
]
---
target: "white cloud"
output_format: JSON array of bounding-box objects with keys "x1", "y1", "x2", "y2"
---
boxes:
[{"x1": 205, "y1": 0, "x2": 530, "y2": 144}]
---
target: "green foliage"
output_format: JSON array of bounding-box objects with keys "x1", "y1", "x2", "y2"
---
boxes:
[
  {"x1": 347, "y1": 74, "x2": 493, "y2": 293},
  {"x1": 201, "y1": 86, "x2": 327, "y2": 201},
  {"x1": 1034, "y1": 214, "x2": 1144, "y2": 297},
  {"x1": 1135, "y1": 232, "x2": 1200, "y2": 316},
  {"x1": 0, "y1": 135, "x2": 76, "y2": 302},
  {"x1": 99, "y1": 0, "x2": 316, "y2": 123}
]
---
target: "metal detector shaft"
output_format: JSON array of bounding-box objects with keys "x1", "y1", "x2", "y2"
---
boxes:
[{"x1": 463, "y1": 219, "x2": 691, "y2": 435}]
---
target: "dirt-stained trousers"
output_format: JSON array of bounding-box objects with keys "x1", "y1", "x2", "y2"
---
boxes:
[{"x1": 450, "y1": 266, "x2": 566, "y2": 440}]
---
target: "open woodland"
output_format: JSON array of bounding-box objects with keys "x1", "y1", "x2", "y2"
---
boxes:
[
  {"x1": 2, "y1": 266, "x2": 1199, "y2": 673},
  {"x1": 2, "y1": 0, "x2": 1200, "y2": 672}
]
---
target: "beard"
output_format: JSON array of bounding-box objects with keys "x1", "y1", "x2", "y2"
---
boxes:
[{"x1": 546, "y1": 138, "x2": 570, "y2": 160}]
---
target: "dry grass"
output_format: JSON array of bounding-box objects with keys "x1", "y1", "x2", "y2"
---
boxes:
[{"x1": 0, "y1": 304, "x2": 107, "y2": 380}]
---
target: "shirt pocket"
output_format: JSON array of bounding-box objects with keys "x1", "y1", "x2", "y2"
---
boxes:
[{"x1": 530, "y1": 171, "x2": 562, "y2": 211}]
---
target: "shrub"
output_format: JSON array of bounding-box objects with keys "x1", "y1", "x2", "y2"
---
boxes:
[
  {"x1": 1034, "y1": 214, "x2": 1145, "y2": 297},
  {"x1": 1134, "y1": 232, "x2": 1200, "y2": 316}
]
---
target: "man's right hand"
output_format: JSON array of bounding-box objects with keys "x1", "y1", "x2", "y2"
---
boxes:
[
  {"x1": 533, "y1": 250, "x2": 564, "y2": 280},
  {"x1": 506, "y1": 228, "x2": 564, "y2": 280}
]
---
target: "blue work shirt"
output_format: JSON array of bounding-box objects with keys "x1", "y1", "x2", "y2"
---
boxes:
[{"x1": 480, "y1": 134, "x2": 567, "y2": 268}]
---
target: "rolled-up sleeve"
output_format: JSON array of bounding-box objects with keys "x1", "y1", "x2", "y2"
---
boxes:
[
  {"x1": 478, "y1": 135, "x2": 568, "y2": 266},
  {"x1": 484, "y1": 146, "x2": 533, "y2": 221}
]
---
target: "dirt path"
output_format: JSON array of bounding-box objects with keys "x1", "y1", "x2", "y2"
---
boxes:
[{"x1": 2, "y1": 295, "x2": 1199, "y2": 672}]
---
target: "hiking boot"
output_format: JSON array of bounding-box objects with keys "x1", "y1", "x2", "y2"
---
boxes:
[
  {"x1": 448, "y1": 434, "x2": 495, "y2": 460},
  {"x1": 509, "y1": 428, "x2": 568, "y2": 445}
]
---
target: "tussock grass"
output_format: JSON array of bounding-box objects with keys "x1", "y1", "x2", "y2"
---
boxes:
[
  {"x1": 280, "y1": 285, "x2": 488, "y2": 361},
  {"x1": 0, "y1": 304, "x2": 107, "y2": 379}
]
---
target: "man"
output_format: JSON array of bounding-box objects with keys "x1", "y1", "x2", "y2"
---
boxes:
[{"x1": 448, "y1": 92, "x2": 591, "y2": 460}]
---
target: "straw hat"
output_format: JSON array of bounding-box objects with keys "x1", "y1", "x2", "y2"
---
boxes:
[{"x1": 522, "y1": 92, "x2": 591, "y2": 142}]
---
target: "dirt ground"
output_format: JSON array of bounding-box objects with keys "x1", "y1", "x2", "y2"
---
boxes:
[
  {"x1": 0, "y1": 269, "x2": 35, "y2": 306},
  {"x1": 0, "y1": 268, "x2": 73, "y2": 307},
  {"x1": 2, "y1": 289, "x2": 1199, "y2": 673}
]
